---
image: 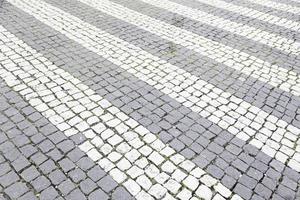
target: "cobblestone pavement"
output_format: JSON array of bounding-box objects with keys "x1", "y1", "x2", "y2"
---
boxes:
[{"x1": 0, "y1": 0, "x2": 300, "y2": 199}]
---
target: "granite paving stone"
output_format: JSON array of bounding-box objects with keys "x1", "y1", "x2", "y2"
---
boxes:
[{"x1": 0, "y1": 0, "x2": 300, "y2": 199}]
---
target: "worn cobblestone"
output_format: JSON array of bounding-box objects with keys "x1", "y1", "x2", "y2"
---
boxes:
[
  {"x1": 1, "y1": 0, "x2": 300, "y2": 199},
  {"x1": 0, "y1": 78, "x2": 133, "y2": 199}
]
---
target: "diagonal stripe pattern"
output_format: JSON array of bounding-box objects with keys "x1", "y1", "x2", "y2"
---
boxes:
[
  {"x1": 246, "y1": 0, "x2": 300, "y2": 15},
  {"x1": 139, "y1": 0, "x2": 300, "y2": 55},
  {"x1": 6, "y1": 0, "x2": 300, "y2": 172},
  {"x1": 0, "y1": 25, "x2": 241, "y2": 200},
  {"x1": 191, "y1": 0, "x2": 300, "y2": 31},
  {"x1": 56, "y1": 0, "x2": 300, "y2": 97}
]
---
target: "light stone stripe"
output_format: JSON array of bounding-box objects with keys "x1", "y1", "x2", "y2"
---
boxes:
[
  {"x1": 246, "y1": 0, "x2": 300, "y2": 15},
  {"x1": 60, "y1": 0, "x2": 300, "y2": 97},
  {"x1": 192, "y1": 0, "x2": 300, "y2": 31},
  {"x1": 139, "y1": 0, "x2": 300, "y2": 56},
  {"x1": 9, "y1": 0, "x2": 300, "y2": 172},
  {"x1": 0, "y1": 26, "x2": 239, "y2": 200}
]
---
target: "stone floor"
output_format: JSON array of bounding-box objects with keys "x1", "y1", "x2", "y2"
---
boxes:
[{"x1": 0, "y1": 0, "x2": 300, "y2": 199}]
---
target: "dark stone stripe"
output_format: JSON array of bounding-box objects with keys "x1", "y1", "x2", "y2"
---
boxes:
[
  {"x1": 0, "y1": 77, "x2": 133, "y2": 199},
  {"x1": 45, "y1": 0, "x2": 300, "y2": 130},
  {"x1": 109, "y1": 0, "x2": 300, "y2": 72},
  {"x1": 167, "y1": 0, "x2": 300, "y2": 41},
  {"x1": 2, "y1": 1, "x2": 300, "y2": 199},
  {"x1": 0, "y1": 86, "x2": 66, "y2": 199},
  {"x1": 222, "y1": 0, "x2": 300, "y2": 22}
]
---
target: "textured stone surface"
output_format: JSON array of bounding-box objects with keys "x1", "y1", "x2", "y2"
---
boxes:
[{"x1": 0, "y1": 0, "x2": 300, "y2": 199}]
